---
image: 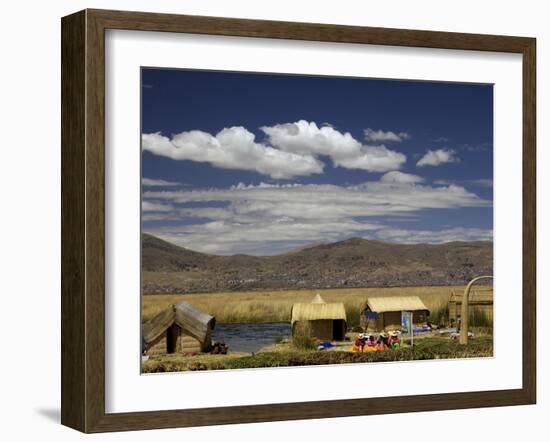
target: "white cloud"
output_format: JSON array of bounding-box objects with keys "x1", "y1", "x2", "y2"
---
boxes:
[
  {"x1": 380, "y1": 171, "x2": 425, "y2": 184},
  {"x1": 145, "y1": 181, "x2": 488, "y2": 220},
  {"x1": 433, "y1": 179, "x2": 455, "y2": 186},
  {"x1": 417, "y1": 148, "x2": 459, "y2": 167},
  {"x1": 434, "y1": 178, "x2": 493, "y2": 188},
  {"x1": 373, "y1": 227, "x2": 493, "y2": 244},
  {"x1": 141, "y1": 201, "x2": 174, "y2": 212},
  {"x1": 142, "y1": 127, "x2": 323, "y2": 179},
  {"x1": 335, "y1": 145, "x2": 407, "y2": 172},
  {"x1": 364, "y1": 128, "x2": 410, "y2": 142},
  {"x1": 471, "y1": 179, "x2": 493, "y2": 187},
  {"x1": 262, "y1": 120, "x2": 406, "y2": 172},
  {"x1": 142, "y1": 120, "x2": 407, "y2": 180},
  {"x1": 149, "y1": 218, "x2": 379, "y2": 255},
  {"x1": 142, "y1": 177, "x2": 182, "y2": 187},
  {"x1": 143, "y1": 177, "x2": 490, "y2": 254},
  {"x1": 142, "y1": 213, "x2": 180, "y2": 222}
]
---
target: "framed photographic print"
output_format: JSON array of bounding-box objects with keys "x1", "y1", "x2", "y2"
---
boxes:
[{"x1": 61, "y1": 9, "x2": 536, "y2": 433}]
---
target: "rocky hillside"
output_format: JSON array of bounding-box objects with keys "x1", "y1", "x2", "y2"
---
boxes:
[{"x1": 142, "y1": 234, "x2": 493, "y2": 294}]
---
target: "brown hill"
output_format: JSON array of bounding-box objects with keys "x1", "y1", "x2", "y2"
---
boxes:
[
  {"x1": 141, "y1": 233, "x2": 212, "y2": 271},
  {"x1": 142, "y1": 234, "x2": 493, "y2": 294}
]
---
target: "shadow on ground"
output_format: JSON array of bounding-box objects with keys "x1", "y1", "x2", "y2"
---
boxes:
[{"x1": 35, "y1": 408, "x2": 60, "y2": 423}]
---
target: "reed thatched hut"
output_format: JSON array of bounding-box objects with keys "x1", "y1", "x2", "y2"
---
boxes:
[
  {"x1": 360, "y1": 296, "x2": 429, "y2": 332},
  {"x1": 291, "y1": 294, "x2": 347, "y2": 341},
  {"x1": 448, "y1": 289, "x2": 493, "y2": 327},
  {"x1": 142, "y1": 301, "x2": 216, "y2": 356}
]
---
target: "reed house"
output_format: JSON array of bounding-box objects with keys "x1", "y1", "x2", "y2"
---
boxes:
[
  {"x1": 291, "y1": 294, "x2": 347, "y2": 341},
  {"x1": 142, "y1": 301, "x2": 216, "y2": 356},
  {"x1": 360, "y1": 296, "x2": 430, "y2": 332}
]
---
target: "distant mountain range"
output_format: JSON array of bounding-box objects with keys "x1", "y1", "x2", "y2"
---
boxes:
[{"x1": 141, "y1": 233, "x2": 493, "y2": 294}]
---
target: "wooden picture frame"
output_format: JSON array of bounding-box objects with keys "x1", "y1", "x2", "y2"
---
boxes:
[{"x1": 61, "y1": 8, "x2": 536, "y2": 433}]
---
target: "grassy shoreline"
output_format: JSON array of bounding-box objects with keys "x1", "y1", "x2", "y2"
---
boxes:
[{"x1": 142, "y1": 335, "x2": 493, "y2": 373}]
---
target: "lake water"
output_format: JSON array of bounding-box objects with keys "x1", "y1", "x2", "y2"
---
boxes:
[{"x1": 212, "y1": 322, "x2": 291, "y2": 353}]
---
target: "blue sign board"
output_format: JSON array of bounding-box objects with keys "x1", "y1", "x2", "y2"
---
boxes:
[{"x1": 401, "y1": 311, "x2": 414, "y2": 345}]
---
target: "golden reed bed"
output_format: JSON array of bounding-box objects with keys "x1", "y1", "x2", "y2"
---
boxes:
[{"x1": 142, "y1": 285, "x2": 489, "y2": 324}]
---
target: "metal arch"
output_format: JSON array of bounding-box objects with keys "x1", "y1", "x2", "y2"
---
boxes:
[{"x1": 459, "y1": 275, "x2": 494, "y2": 345}]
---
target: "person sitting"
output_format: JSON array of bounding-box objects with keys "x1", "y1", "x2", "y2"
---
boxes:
[
  {"x1": 388, "y1": 331, "x2": 401, "y2": 349},
  {"x1": 376, "y1": 333, "x2": 388, "y2": 350},
  {"x1": 364, "y1": 334, "x2": 378, "y2": 352},
  {"x1": 351, "y1": 333, "x2": 366, "y2": 352}
]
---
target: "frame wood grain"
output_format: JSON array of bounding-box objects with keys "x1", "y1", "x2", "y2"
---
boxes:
[{"x1": 61, "y1": 9, "x2": 536, "y2": 433}]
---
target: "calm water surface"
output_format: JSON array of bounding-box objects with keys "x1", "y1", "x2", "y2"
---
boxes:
[{"x1": 212, "y1": 322, "x2": 291, "y2": 353}]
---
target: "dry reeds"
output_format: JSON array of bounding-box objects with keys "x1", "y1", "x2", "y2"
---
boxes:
[
  {"x1": 292, "y1": 322, "x2": 316, "y2": 350},
  {"x1": 142, "y1": 286, "x2": 491, "y2": 325}
]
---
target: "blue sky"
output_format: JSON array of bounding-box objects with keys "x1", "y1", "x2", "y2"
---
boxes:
[{"x1": 141, "y1": 68, "x2": 493, "y2": 255}]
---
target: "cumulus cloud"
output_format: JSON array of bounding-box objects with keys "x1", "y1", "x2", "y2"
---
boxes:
[
  {"x1": 142, "y1": 128, "x2": 323, "y2": 180},
  {"x1": 364, "y1": 128, "x2": 410, "y2": 142},
  {"x1": 142, "y1": 177, "x2": 182, "y2": 187},
  {"x1": 143, "y1": 177, "x2": 490, "y2": 255},
  {"x1": 335, "y1": 145, "x2": 407, "y2": 172},
  {"x1": 417, "y1": 148, "x2": 459, "y2": 167},
  {"x1": 142, "y1": 120, "x2": 407, "y2": 179},
  {"x1": 262, "y1": 120, "x2": 406, "y2": 172}
]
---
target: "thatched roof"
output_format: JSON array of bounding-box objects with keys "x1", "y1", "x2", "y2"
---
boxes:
[
  {"x1": 363, "y1": 296, "x2": 429, "y2": 314},
  {"x1": 311, "y1": 294, "x2": 326, "y2": 304},
  {"x1": 291, "y1": 296, "x2": 347, "y2": 325},
  {"x1": 142, "y1": 301, "x2": 216, "y2": 345}
]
